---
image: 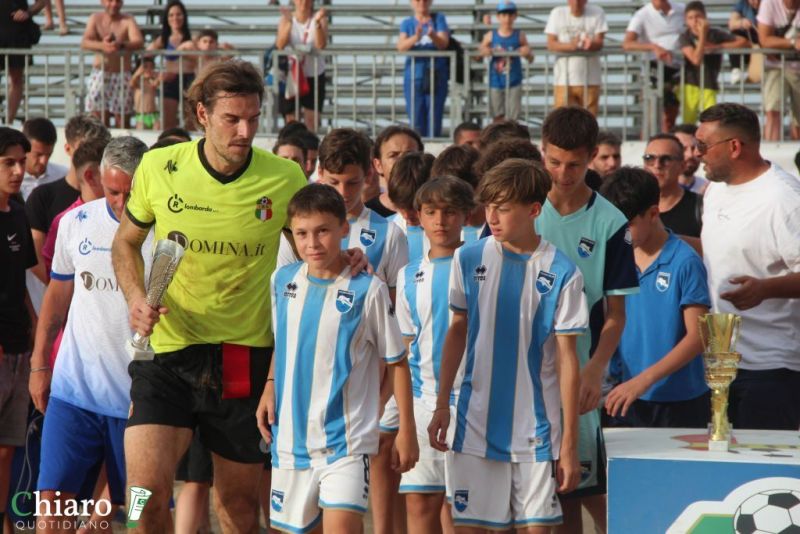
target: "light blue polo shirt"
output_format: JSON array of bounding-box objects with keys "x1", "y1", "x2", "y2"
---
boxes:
[{"x1": 617, "y1": 232, "x2": 711, "y2": 402}]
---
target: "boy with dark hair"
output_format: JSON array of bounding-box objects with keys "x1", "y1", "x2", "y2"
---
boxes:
[
  {"x1": 429, "y1": 158, "x2": 586, "y2": 532},
  {"x1": 272, "y1": 137, "x2": 308, "y2": 175},
  {"x1": 296, "y1": 129, "x2": 321, "y2": 178},
  {"x1": 258, "y1": 182, "x2": 418, "y2": 534},
  {"x1": 0, "y1": 127, "x2": 37, "y2": 530},
  {"x1": 277, "y1": 128, "x2": 408, "y2": 301},
  {"x1": 474, "y1": 138, "x2": 542, "y2": 179},
  {"x1": 388, "y1": 152, "x2": 435, "y2": 263},
  {"x1": 431, "y1": 144, "x2": 485, "y2": 243},
  {"x1": 452, "y1": 121, "x2": 481, "y2": 149},
  {"x1": 679, "y1": 1, "x2": 747, "y2": 124},
  {"x1": 396, "y1": 176, "x2": 476, "y2": 533},
  {"x1": 600, "y1": 167, "x2": 711, "y2": 427},
  {"x1": 538, "y1": 106, "x2": 638, "y2": 534},
  {"x1": 478, "y1": 119, "x2": 530, "y2": 149},
  {"x1": 369, "y1": 125, "x2": 425, "y2": 217}
]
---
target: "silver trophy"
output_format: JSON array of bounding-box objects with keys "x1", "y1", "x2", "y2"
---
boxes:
[{"x1": 126, "y1": 239, "x2": 185, "y2": 361}]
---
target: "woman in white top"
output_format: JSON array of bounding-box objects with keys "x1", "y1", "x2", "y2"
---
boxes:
[{"x1": 276, "y1": 0, "x2": 329, "y2": 132}]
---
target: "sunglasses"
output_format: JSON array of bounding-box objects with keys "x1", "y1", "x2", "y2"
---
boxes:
[
  {"x1": 642, "y1": 154, "x2": 681, "y2": 166},
  {"x1": 696, "y1": 137, "x2": 735, "y2": 155}
]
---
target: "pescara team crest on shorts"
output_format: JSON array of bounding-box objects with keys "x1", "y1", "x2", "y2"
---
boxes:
[
  {"x1": 454, "y1": 490, "x2": 469, "y2": 512},
  {"x1": 336, "y1": 290, "x2": 355, "y2": 313},
  {"x1": 359, "y1": 228, "x2": 377, "y2": 247},
  {"x1": 536, "y1": 270, "x2": 556, "y2": 294},
  {"x1": 270, "y1": 490, "x2": 284, "y2": 512},
  {"x1": 577, "y1": 237, "x2": 595, "y2": 258},
  {"x1": 656, "y1": 271, "x2": 671, "y2": 292},
  {"x1": 255, "y1": 196, "x2": 273, "y2": 221}
]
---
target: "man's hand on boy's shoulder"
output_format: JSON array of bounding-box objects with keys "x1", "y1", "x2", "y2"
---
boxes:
[
  {"x1": 556, "y1": 446, "x2": 580, "y2": 494},
  {"x1": 343, "y1": 248, "x2": 372, "y2": 276}
]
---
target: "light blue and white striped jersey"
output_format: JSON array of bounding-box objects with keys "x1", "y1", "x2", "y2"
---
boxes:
[
  {"x1": 278, "y1": 206, "x2": 408, "y2": 288},
  {"x1": 270, "y1": 263, "x2": 406, "y2": 469},
  {"x1": 449, "y1": 237, "x2": 588, "y2": 463},
  {"x1": 461, "y1": 224, "x2": 486, "y2": 245},
  {"x1": 396, "y1": 254, "x2": 464, "y2": 408},
  {"x1": 390, "y1": 214, "x2": 429, "y2": 263}
]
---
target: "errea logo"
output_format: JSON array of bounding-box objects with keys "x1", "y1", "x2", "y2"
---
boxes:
[
  {"x1": 284, "y1": 282, "x2": 298, "y2": 299},
  {"x1": 473, "y1": 265, "x2": 487, "y2": 282}
]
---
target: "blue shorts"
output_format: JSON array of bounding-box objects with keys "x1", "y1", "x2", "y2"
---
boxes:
[{"x1": 37, "y1": 397, "x2": 127, "y2": 505}]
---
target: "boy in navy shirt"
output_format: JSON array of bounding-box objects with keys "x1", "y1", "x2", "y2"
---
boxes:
[{"x1": 600, "y1": 167, "x2": 711, "y2": 428}]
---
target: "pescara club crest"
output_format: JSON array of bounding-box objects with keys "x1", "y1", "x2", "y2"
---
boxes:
[
  {"x1": 536, "y1": 270, "x2": 556, "y2": 294},
  {"x1": 656, "y1": 271, "x2": 671, "y2": 292},
  {"x1": 454, "y1": 490, "x2": 469, "y2": 512},
  {"x1": 336, "y1": 290, "x2": 355, "y2": 313},
  {"x1": 359, "y1": 228, "x2": 377, "y2": 247},
  {"x1": 255, "y1": 196, "x2": 273, "y2": 221},
  {"x1": 270, "y1": 490, "x2": 284, "y2": 512},
  {"x1": 577, "y1": 237, "x2": 596, "y2": 258}
]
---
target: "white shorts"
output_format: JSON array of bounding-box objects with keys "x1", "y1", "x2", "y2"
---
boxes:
[
  {"x1": 270, "y1": 455, "x2": 370, "y2": 533},
  {"x1": 399, "y1": 400, "x2": 455, "y2": 494},
  {"x1": 379, "y1": 395, "x2": 399, "y2": 433},
  {"x1": 449, "y1": 453, "x2": 562, "y2": 530}
]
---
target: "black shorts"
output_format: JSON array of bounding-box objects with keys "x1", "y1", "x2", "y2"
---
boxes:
[
  {"x1": 176, "y1": 431, "x2": 213, "y2": 484},
  {"x1": 649, "y1": 61, "x2": 680, "y2": 108},
  {"x1": 279, "y1": 73, "x2": 326, "y2": 115},
  {"x1": 604, "y1": 391, "x2": 711, "y2": 429},
  {"x1": 163, "y1": 72, "x2": 195, "y2": 101},
  {"x1": 729, "y1": 368, "x2": 800, "y2": 430},
  {"x1": 0, "y1": 50, "x2": 31, "y2": 72},
  {"x1": 128, "y1": 344, "x2": 271, "y2": 464}
]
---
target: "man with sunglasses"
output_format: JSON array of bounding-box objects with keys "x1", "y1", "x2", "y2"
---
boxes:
[
  {"x1": 697, "y1": 102, "x2": 800, "y2": 431},
  {"x1": 642, "y1": 133, "x2": 703, "y2": 238}
]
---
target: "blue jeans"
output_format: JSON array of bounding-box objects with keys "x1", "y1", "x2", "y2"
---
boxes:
[{"x1": 404, "y1": 71, "x2": 448, "y2": 138}]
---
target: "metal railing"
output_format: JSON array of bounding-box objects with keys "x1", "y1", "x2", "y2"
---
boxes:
[{"x1": 0, "y1": 46, "x2": 794, "y2": 140}]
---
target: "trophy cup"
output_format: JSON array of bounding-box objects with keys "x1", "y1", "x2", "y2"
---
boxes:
[
  {"x1": 698, "y1": 313, "x2": 742, "y2": 452},
  {"x1": 126, "y1": 239, "x2": 185, "y2": 361}
]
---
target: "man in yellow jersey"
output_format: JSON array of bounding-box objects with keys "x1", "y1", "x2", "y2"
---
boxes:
[{"x1": 112, "y1": 61, "x2": 308, "y2": 532}]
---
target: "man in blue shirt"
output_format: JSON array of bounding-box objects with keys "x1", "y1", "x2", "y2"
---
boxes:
[{"x1": 600, "y1": 167, "x2": 711, "y2": 428}]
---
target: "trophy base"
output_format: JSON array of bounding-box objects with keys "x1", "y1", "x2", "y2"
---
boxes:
[
  {"x1": 126, "y1": 340, "x2": 155, "y2": 361},
  {"x1": 708, "y1": 439, "x2": 730, "y2": 452}
]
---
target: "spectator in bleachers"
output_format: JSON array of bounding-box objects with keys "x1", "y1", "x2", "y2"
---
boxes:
[
  {"x1": 43, "y1": 0, "x2": 67, "y2": 35},
  {"x1": 479, "y1": 1, "x2": 533, "y2": 121},
  {"x1": 193, "y1": 29, "x2": 235, "y2": 74},
  {"x1": 642, "y1": 133, "x2": 703, "y2": 238},
  {"x1": 679, "y1": 1, "x2": 748, "y2": 125},
  {"x1": 452, "y1": 121, "x2": 481, "y2": 149},
  {"x1": 21, "y1": 118, "x2": 67, "y2": 202},
  {"x1": 672, "y1": 123, "x2": 709, "y2": 193},
  {"x1": 81, "y1": 0, "x2": 144, "y2": 128},
  {"x1": 276, "y1": 0, "x2": 329, "y2": 133},
  {"x1": 545, "y1": 0, "x2": 608, "y2": 117},
  {"x1": 728, "y1": 0, "x2": 760, "y2": 83},
  {"x1": 397, "y1": 0, "x2": 450, "y2": 137},
  {"x1": 697, "y1": 103, "x2": 800, "y2": 431},
  {"x1": 0, "y1": 0, "x2": 47, "y2": 124},
  {"x1": 589, "y1": 129, "x2": 622, "y2": 179},
  {"x1": 624, "y1": 0, "x2": 686, "y2": 132},
  {"x1": 131, "y1": 56, "x2": 161, "y2": 131},
  {"x1": 147, "y1": 0, "x2": 194, "y2": 130},
  {"x1": 756, "y1": 0, "x2": 800, "y2": 140}
]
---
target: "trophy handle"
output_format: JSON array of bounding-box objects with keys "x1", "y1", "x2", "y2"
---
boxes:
[{"x1": 127, "y1": 332, "x2": 155, "y2": 361}]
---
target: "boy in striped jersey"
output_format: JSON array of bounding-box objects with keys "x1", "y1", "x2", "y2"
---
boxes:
[
  {"x1": 388, "y1": 151, "x2": 435, "y2": 263},
  {"x1": 395, "y1": 176, "x2": 476, "y2": 532},
  {"x1": 257, "y1": 183, "x2": 418, "y2": 534},
  {"x1": 429, "y1": 159, "x2": 587, "y2": 532},
  {"x1": 276, "y1": 128, "x2": 408, "y2": 302}
]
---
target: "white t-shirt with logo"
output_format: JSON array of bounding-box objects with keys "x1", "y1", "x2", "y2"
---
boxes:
[
  {"x1": 701, "y1": 163, "x2": 800, "y2": 371},
  {"x1": 545, "y1": 4, "x2": 609, "y2": 86},
  {"x1": 50, "y1": 199, "x2": 153, "y2": 418},
  {"x1": 626, "y1": 2, "x2": 686, "y2": 66}
]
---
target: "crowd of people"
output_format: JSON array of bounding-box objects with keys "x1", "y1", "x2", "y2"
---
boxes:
[
  {"x1": 5, "y1": 0, "x2": 800, "y2": 138},
  {"x1": 0, "y1": 45, "x2": 798, "y2": 534}
]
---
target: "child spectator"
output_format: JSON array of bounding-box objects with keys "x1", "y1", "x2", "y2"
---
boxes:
[
  {"x1": 396, "y1": 176, "x2": 475, "y2": 533},
  {"x1": 479, "y1": 1, "x2": 533, "y2": 121},
  {"x1": 397, "y1": 0, "x2": 450, "y2": 137},
  {"x1": 257, "y1": 183, "x2": 418, "y2": 534},
  {"x1": 600, "y1": 167, "x2": 710, "y2": 428},
  {"x1": 428, "y1": 158, "x2": 587, "y2": 530},
  {"x1": 131, "y1": 56, "x2": 161, "y2": 131},
  {"x1": 679, "y1": 1, "x2": 747, "y2": 124},
  {"x1": 727, "y1": 0, "x2": 760, "y2": 83}
]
